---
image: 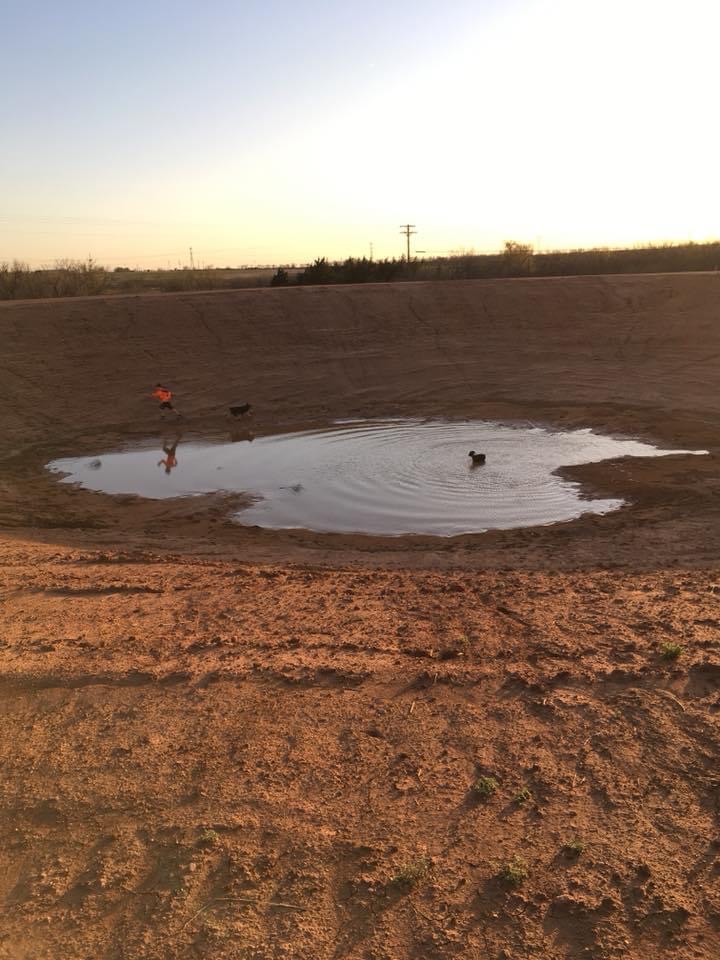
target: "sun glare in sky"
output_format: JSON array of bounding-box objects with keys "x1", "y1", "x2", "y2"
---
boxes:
[{"x1": 2, "y1": 0, "x2": 718, "y2": 267}]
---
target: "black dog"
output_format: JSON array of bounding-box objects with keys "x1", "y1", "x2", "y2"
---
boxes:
[
  {"x1": 468, "y1": 450, "x2": 486, "y2": 465},
  {"x1": 230, "y1": 403, "x2": 253, "y2": 418}
]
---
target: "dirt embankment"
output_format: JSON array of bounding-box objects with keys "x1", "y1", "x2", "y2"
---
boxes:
[
  {"x1": 3, "y1": 273, "x2": 720, "y2": 456},
  {"x1": 1, "y1": 274, "x2": 720, "y2": 959},
  {"x1": 1, "y1": 272, "x2": 720, "y2": 568}
]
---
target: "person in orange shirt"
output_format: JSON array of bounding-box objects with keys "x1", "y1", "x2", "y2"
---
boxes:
[
  {"x1": 152, "y1": 383, "x2": 181, "y2": 418},
  {"x1": 158, "y1": 439, "x2": 179, "y2": 474}
]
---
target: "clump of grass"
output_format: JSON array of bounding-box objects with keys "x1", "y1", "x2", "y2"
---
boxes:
[
  {"x1": 499, "y1": 856, "x2": 528, "y2": 885},
  {"x1": 197, "y1": 828, "x2": 220, "y2": 847},
  {"x1": 513, "y1": 787, "x2": 533, "y2": 805},
  {"x1": 660, "y1": 642, "x2": 684, "y2": 660},
  {"x1": 562, "y1": 839, "x2": 585, "y2": 858},
  {"x1": 390, "y1": 857, "x2": 431, "y2": 890},
  {"x1": 472, "y1": 776, "x2": 499, "y2": 800}
]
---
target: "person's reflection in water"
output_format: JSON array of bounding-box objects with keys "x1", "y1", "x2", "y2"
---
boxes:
[
  {"x1": 158, "y1": 439, "x2": 180, "y2": 474},
  {"x1": 230, "y1": 430, "x2": 255, "y2": 444}
]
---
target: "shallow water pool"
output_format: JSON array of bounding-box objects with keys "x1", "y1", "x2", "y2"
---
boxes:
[{"x1": 47, "y1": 420, "x2": 707, "y2": 537}]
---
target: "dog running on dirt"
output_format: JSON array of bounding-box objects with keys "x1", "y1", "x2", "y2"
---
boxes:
[{"x1": 229, "y1": 403, "x2": 253, "y2": 418}]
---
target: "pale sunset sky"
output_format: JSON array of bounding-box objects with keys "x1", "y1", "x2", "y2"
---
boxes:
[{"x1": 2, "y1": 0, "x2": 718, "y2": 268}]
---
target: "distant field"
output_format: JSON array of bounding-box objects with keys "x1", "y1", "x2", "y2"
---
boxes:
[
  {"x1": 106, "y1": 266, "x2": 299, "y2": 294},
  {"x1": 0, "y1": 262, "x2": 303, "y2": 300}
]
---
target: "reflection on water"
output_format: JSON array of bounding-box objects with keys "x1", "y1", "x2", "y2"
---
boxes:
[
  {"x1": 158, "y1": 439, "x2": 180, "y2": 474},
  {"x1": 47, "y1": 420, "x2": 708, "y2": 537}
]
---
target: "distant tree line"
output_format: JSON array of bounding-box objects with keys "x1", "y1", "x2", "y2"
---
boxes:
[
  {"x1": 0, "y1": 261, "x2": 289, "y2": 299},
  {"x1": 2, "y1": 241, "x2": 719, "y2": 300},
  {"x1": 278, "y1": 241, "x2": 720, "y2": 287},
  {"x1": 273, "y1": 256, "x2": 409, "y2": 286}
]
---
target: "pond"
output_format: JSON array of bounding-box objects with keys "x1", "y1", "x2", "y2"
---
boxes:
[{"x1": 47, "y1": 420, "x2": 707, "y2": 537}]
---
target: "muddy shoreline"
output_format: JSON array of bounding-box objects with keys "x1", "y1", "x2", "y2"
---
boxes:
[{"x1": 2, "y1": 400, "x2": 717, "y2": 573}]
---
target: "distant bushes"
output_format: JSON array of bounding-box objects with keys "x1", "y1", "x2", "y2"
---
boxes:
[
  {"x1": 0, "y1": 258, "x2": 109, "y2": 299},
  {"x1": 290, "y1": 241, "x2": 720, "y2": 286},
  {"x1": 3, "y1": 241, "x2": 719, "y2": 301},
  {"x1": 295, "y1": 256, "x2": 409, "y2": 286},
  {"x1": 532, "y1": 242, "x2": 720, "y2": 277},
  {"x1": 0, "y1": 264, "x2": 284, "y2": 299},
  {"x1": 435, "y1": 240, "x2": 720, "y2": 281},
  {"x1": 292, "y1": 241, "x2": 720, "y2": 286},
  {"x1": 270, "y1": 267, "x2": 290, "y2": 287}
]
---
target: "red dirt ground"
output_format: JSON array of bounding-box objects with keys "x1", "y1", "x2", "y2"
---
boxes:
[{"x1": 1, "y1": 274, "x2": 720, "y2": 959}]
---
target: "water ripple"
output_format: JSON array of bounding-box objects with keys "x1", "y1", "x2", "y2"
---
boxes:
[{"x1": 48, "y1": 420, "x2": 707, "y2": 537}]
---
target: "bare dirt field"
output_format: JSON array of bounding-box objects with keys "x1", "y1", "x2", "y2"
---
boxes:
[{"x1": 1, "y1": 274, "x2": 720, "y2": 960}]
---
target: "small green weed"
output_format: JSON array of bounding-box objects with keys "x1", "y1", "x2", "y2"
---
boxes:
[
  {"x1": 499, "y1": 856, "x2": 528, "y2": 885},
  {"x1": 390, "y1": 857, "x2": 431, "y2": 889},
  {"x1": 472, "y1": 776, "x2": 499, "y2": 800},
  {"x1": 660, "y1": 642, "x2": 684, "y2": 660},
  {"x1": 513, "y1": 787, "x2": 532, "y2": 805},
  {"x1": 197, "y1": 828, "x2": 220, "y2": 847},
  {"x1": 562, "y1": 839, "x2": 585, "y2": 858}
]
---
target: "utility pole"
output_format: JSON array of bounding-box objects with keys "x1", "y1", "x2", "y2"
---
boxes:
[{"x1": 399, "y1": 224, "x2": 417, "y2": 263}]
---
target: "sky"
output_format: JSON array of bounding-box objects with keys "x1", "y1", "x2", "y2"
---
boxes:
[{"x1": 2, "y1": 0, "x2": 719, "y2": 268}]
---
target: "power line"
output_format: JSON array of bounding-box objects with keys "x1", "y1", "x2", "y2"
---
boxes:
[{"x1": 399, "y1": 224, "x2": 417, "y2": 262}]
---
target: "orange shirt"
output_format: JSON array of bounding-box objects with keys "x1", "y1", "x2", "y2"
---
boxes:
[{"x1": 153, "y1": 387, "x2": 172, "y2": 402}]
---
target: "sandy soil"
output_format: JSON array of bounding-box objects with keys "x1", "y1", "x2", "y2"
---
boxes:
[{"x1": 1, "y1": 274, "x2": 720, "y2": 959}]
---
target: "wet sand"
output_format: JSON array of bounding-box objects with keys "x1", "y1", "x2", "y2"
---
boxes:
[{"x1": 1, "y1": 274, "x2": 720, "y2": 959}]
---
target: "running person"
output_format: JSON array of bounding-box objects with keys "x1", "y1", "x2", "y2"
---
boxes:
[{"x1": 152, "y1": 383, "x2": 181, "y2": 417}]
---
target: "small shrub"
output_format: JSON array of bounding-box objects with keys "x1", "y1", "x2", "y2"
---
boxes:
[
  {"x1": 513, "y1": 787, "x2": 532, "y2": 805},
  {"x1": 562, "y1": 839, "x2": 585, "y2": 858},
  {"x1": 197, "y1": 828, "x2": 220, "y2": 847},
  {"x1": 472, "y1": 776, "x2": 499, "y2": 800},
  {"x1": 390, "y1": 857, "x2": 431, "y2": 889},
  {"x1": 499, "y1": 856, "x2": 528, "y2": 885},
  {"x1": 270, "y1": 267, "x2": 290, "y2": 287},
  {"x1": 660, "y1": 642, "x2": 684, "y2": 660}
]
